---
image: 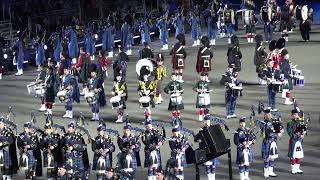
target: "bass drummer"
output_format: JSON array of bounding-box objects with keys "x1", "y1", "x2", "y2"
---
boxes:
[{"x1": 193, "y1": 73, "x2": 212, "y2": 122}]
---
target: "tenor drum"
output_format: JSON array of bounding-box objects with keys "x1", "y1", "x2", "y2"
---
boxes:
[
  {"x1": 26, "y1": 83, "x2": 36, "y2": 95},
  {"x1": 35, "y1": 86, "x2": 45, "y2": 96},
  {"x1": 110, "y1": 96, "x2": 122, "y2": 109},
  {"x1": 85, "y1": 91, "x2": 96, "y2": 104},
  {"x1": 170, "y1": 93, "x2": 182, "y2": 106},
  {"x1": 295, "y1": 76, "x2": 305, "y2": 86},
  {"x1": 139, "y1": 96, "x2": 151, "y2": 108},
  {"x1": 57, "y1": 90, "x2": 68, "y2": 102},
  {"x1": 272, "y1": 82, "x2": 283, "y2": 93},
  {"x1": 198, "y1": 93, "x2": 210, "y2": 106},
  {"x1": 231, "y1": 86, "x2": 243, "y2": 97},
  {"x1": 244, "y1": 10, "x2": 253, "y2": 25}
]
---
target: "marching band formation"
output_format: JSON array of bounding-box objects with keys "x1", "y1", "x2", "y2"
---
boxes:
[{"x1": 1, "y1": 0, "x2": 313, "y2": 180}]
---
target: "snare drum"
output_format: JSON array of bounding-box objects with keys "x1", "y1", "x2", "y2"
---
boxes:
[
  {"x1": 231, "y1": 86, "x2": 243, "y2": 97},
  {"x1": 295, "y1": 76, "x2": 305, "y2": 86},
  {"x1": 35, "y1": 86, "x2": 45, "y2": 96},
  {"x1": 198, "y1": 93, "x2": 210, "y2": 106},
  {"x1": 170, "y1": 93, "x2": 183, "y2": 106},
  {"x1": 110, "y1": 96, "x2": 122, "y2": 109},
  {"x1": 26, "y1": 83, "x2": 36, "y2": 95},
  {"x1": 57, "y1": 90, "x2": 68, "y2": 102},
  {"x1": 84, "y1": 91, "x2": 96, "y2": 104},
  {"x1": 139, "y1": 96, "x2": 151, "y2": 108},
  {"x1": 272, "y1": 82, "x2": 283, "y2": 93}
]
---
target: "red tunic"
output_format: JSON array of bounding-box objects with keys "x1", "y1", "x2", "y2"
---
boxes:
[
  {"x1": 170, "y1": 43, "x2": 186, "y2": 70},
  {"x1": 196, "y1": 47, "x2": 213, "y2": 73},
  {"x1": 267, "y1": 50, "x2": 280, "y2": 70}
]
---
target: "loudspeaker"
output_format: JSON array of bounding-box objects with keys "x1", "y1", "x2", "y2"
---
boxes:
[{"x1": 197, "y1": 125, "x2": 230, "y2": 154}]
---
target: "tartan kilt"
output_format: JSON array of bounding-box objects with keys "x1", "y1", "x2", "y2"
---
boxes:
[
  {"x1": 74, "y1": 154, "x2": 85, "y2": 171},
  {"x1": 168, "y1": 99, "x2": 184, "y2": 111},
  {"x1": 155, "y1": 80, "x2": 162, "y2": 96},
  {"x1": 261, "y1": 140, "x2": 278, "y2": 160},
  {"x1": 1, "y1": 148, "x2": 12, "y2": 167},
  {"x1": 236, "y1": 147, "x2": 253, "y2": 165},
  {"x1": 288, "y1": 139, "x2": 303, "y2": 158},
  {"x1": 172, "y1": 57, "x2": 185, "y2": 70},
  {"x1": 196, "y1": 57, "x2": 212, "y2": 73},
  {"x1": 43, "y1": 151, "x2": 57, "y2": 168}
]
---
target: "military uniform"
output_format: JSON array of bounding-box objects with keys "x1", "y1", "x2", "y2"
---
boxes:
[
  {"x1": 263, "y1": 65, "x2": 281, "y2": 110},
  {"x1": 138, "y1": 79, "x2": 155, "y2": 119},
  {"x1": 44, "y1": 69, "x2": 56, "y2": 115},
  {"x1": 61, "y1": 72, "x2": 80, "y2": 119},
  {"x1": 164, "y1": 80, "x2": 184, "y2": 111},
  {"x1": 170, "y1": 34, "x2": 187, "y2": 82},
  {"x1": 154, "y1": 55, "x2": 167, "y2": 104},
  {"x1": 76, "y1": 53, "x2": 91, "y2": 84},
  {"x1": 196, "y1": 45, "x2": 213, "y2": 75},
  {"x1": 112, "y1": 76, "x2": 128, "y2": 123},
  {"x1": 221, "y1": 70, "x2": 240, "y2": 118},
  {"x1": 169, "y1": 131, "x2": 188, "y2": 180},
  {"x1": 88, "y1": 73, "x2": 106, "y2": 120}
]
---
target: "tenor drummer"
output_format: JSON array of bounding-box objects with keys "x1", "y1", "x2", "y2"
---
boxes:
[
  {"x1": 92, "y1": 125, "x2": 115, "y2": 180},
  {"x1": 61, "y1": 64, "x2": 80, "y2": 119},
  {"x1": 263, "y1": 59, "x2": 281, "y2": 111},
  {"x1": 196, "y1": 36, "x2": 214, "y2": 82},
  {"x1": 0, "y1": 117, "x2": 18, "y2": 180},
  {"x1": 221, "y1": 64, "x2": 241, "y2": 119},
  {"x1": 222, "y1": 4, "x2": 235, "y2": 44},
  {"x1": 17, "y1": 122, "x2": 38, "y2": 180},
  {"x1": 260, "y1": 108, "x2": 284, "y2": 178},
  {"x1": 170, "y1": 33, "x2": 187, "y2": 83},
  {"x1": 154, "y1": 53, "x2": 167, "y2": 105},
  {"x1": 244, "y1": 0, "x2": 256, "y2": 43},
  {"x1": 40, "y1": 123, "x2": 62, "y2": 180},
  {"x1": 111, "y1": 70, "x2": 128, "y2": 123},
  {"x1": 138, "y1": 67, "x2": 155, "y2": 120},
  {"x1": 193, "y1": 73, "x2": 212, "y2": 122},
  {"x1": 234, "y1": 117, "x2": 255, "y2": 180},
  {"x1": 164, "y1": 73, "x2": 184, "y2": 119},
  {"x1": 88, "y1": 64, "x2": 106, "y2": 121}
]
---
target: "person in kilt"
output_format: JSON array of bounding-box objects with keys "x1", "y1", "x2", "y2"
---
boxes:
[
  {"x1": 44, "y1": 66, "x2": 56, "y2": 115},
  {"x1": 75, "y1": 47, "x2": 91, "y2": 95},
  {"x1": 193, "y1": 73, "x2": 211, "y2": 121},
  {"x1": 164, "y1": 73, "x2": 184, "y2": 119}
]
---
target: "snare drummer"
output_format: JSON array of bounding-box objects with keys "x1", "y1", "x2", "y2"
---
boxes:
[
  {"x1": 88, "y1": 64, "x2": 106, "y2": 121},
  {"x1": 154, "y1": 53, "x2": 167, "y2": 104},
  {"x1": 44, "y1": 66, "x2": 56, "y2": 115},
  {"x1": 244, "y1": 0, "x2": 256, "y2": 43},
  {"x1": 263, "y1": 59, "x2": 281, "y2": 111},
  {"x1": 193, "y1": 73, "x2": 211, "y2": 122},
  {"x1": 234, "y1": 117, "x2": 255, "y2": 180},
  {"x1": 111, "y1": 71, "x2": 128, "y2": 123},
  {"x1": 196, "y1": 36, "x2": 214, "y2": 82},
  {"x1": 138, "y1": 67, "x2": 155, "y2": 120},
  {"x1": 170, "y1": 33, "x2": 187, "y2": 83},
  {"x1": 280, "y1": 49, "x2": 293, "y2": 91},
  {"x1": 164, "y1": 73, "x2": 184, "y2": 119},
  {"x1": 34, "y1": 64, "x2": 47, "y2": 111},
  {"x1": 61, "y1": 65, "x2": 80, "y2": 119}
]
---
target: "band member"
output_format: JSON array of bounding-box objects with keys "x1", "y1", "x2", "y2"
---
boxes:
[
  {"x1": 169, "y1": 127, "x2": 189, "y2": 180},
  {"x1": 40, "y1": 123, "x2": 62, "y2": 180},
  {"x1": 68, "y1": 27, "x2": 79, "y2": 64},
  {"x1": 267, "y1": 40, "x2": 278, "y2": 70},
  {"x1": 113, "y1": 46, "x2": 129, "y2": 81},
  {"x1": 102, "y1": 20, "x2": 114, "y2": 58},
  {"x1": 234, "y1": 117, "x2": 255, "y2": 180},
  {"x1": 121, "y1": 20, "x2": 133, "y2": 55},
  {"x1": 0, "y1": 117, "x2": 18, "y2": 180},
  {"x1": 140, "y1": 19, "x2": 151, "y2": 45},
  {"x1": 227, "y1": 35, "x2": 242, "y2": 73},
  {"x1": 61, "y1": 121, "x2": 89, "y2": 179},
  {"x1": 164, "y1": 73, "x2": 184, "y2": 119},
  {"x1": 138, "y1": 67, "x2": 155, "y2": 120},
  {"x1": 92, "y1": 125, "x2": 115, "y2": 179},
  {"x1": 196, "y1": 36, "x2": 214, "y2": 82},
  {"x1": 32, "y1": 64, "x2": 47, "y2": 111},
  {"x1": 141, "y1": 120, "x2": 164, "y2": 179},
  {"x1": 88, "y1": 64, "x2": 106, "y2": 121},
  {"x1": 139, "y1": 42, "x2": 154, "y2": 60},
  {"x1": 84, "y1": 27, "x2": 96, "y2": 60},
  {"x1": 170, "y1": 33, "x2": 187, "y2": 83},
  {"x1": 193, "y1": 73, "x2": 212, "y2": 121},
  {"x1": 174, "y1": 11, "x2": 185, "y2": 38},
  {"x1": 275, "y1": 37, "x2": 286, "y2": 70},
  {"x1": 190, "y1": 9, "x2": 201, "y2": 46},
  {"x1": 254, "y1": 34, "x2": 268, "y2": 85},
  {"x1": 222, "y1": 4, "x2": 235, "y2": 44},
  {"x1": 287, "y1": 109, "x2": 305, "y2": 175},
  {"x1": 205, "y1": 1, "x2": 219, "y2": 45},
  {"x1": 263, "y1": 59, "x2": 281, "y2": 111},
  {"x1": 280, "y1": 1, "x2": 294, "y2": 41},
  {"x1": 75, "y1": 47, "x2": 91, "y2": 95},
  {"x1": 61, "y1": 64, "x2": 80, "y2": 119},
  {"x1": 57, "y1": 51, "x2": 72, "y2": 76},
  {"x1": 111, "y1": 70, "x2": 128, "y2": 123},
  {"x1": 13, "y1": 35, "x2": 25, "y2": 76},
  {"x1": 157, "y1": 12, "x2": 169, "y2": 50},
  {"x1": 279, "y1": 49, "x2": 293, "y2": 98},
  {"x1": 117, "y1": 123, "x2": 141, "y2": 178},
  {"x1": 261, "y1": 108, "x2": 284, "y2": 178},
  {"x1": 105, "y1": 167, "x2": 116, "y2": 180},
  {"x1": 244, "y1": 0, "x2": 256, "y2": 43},
  {"x1": 154, "y1": 53, "x2": 167, "y2": 104},
  {"x1": 98, "y1": 50, "x2": 111, "y2": 80},
  {"x1": 17, "y1": 122, "x2": 37, "y2": 179},
  {"x1": 53, "y1": 31, "x2": 62, "y2": 67},
  {"x1": 299, "y1": 5, "x2": 311, "y2": 42},
  {"x1": 44, "y1": 66, "x2": 56, "y2": 115},
  {"x1": 35, "y1": 35, "x2": 45, "y2": 71},
  {"x1": 221, "y1": 65, "x2": 241, "y2": 119},
  {"x1": 260, "y1": 1, "x2": 275, "y2": 42}
]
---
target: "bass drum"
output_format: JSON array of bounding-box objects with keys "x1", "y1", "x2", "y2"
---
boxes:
[{"x1": 136, "y1": 58, "x2": 154, "y2": 76}]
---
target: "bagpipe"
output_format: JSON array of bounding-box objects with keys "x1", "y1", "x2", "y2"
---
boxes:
[{"x1": 293, "y1": 98, "x2": 310, "y2": 135}]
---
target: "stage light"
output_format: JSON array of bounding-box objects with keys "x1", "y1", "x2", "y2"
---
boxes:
[{"x1": 44, "y1": 45, "x2": 48, "y2": 50}]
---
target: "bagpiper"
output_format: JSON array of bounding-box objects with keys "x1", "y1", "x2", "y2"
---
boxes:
[
  {"x1": 138, "y1": 67, "x2": 155, "y2": 120},
  {"x1": 234, "y1": 117, "x2": 255, "y2": 180},
  {"x1": 157, "y1": 11, "x2": 169, "y2": 50},
  {"x1": 17, "y1": 122, "x2": 38, "y2": 180},
  {"x1": 254, "y1": 34, "x2": 268, "y2": 85},
  {"x1": 154, "y1": 53, "x2": 167, "y2": 105},
  {"x1": 260, "y1": 108, "x2": 284, "y2": 178},
  {"x1": 113, "y1": 45, "x2": 129, "y2": 81},
  {"x1": 92, "y1": 125, "x2": 115, "y2": 180},
  {"x1": 111, "y1": 70, "x2": 128, "y2": 123},
  {"x1": 170, "y1": 33, "x2": 187, "y2": 83},
  {"x1": 140, "y1": 19, "x2": 151, "y2": 46},
  {"x1": 196, "y1": 36, "x2": 214, "y2": 82},
  {"x1": 0, "y1": 117, "x2": 18, "y2": 180},
  {"x1": 287, "y1": 109, "x2": 305, "y2": 175},
  {"x1": 40, "y1": 123, "x2": 63, "y2": 180},
  {"x1": 102, "y1": 15, "x2": 114, "y2": 58},
  {"x1": 193, "y1": 73, "x2": 212, "y2": 121},
  {"x1": 164, "y1": 73, "x2": 184, "y2": 119},
  {"x1": 61, "y1": 121, "x2": 90, "y2": 179},
  {"x1": 189, "y1": 7, "x2": 201, "y2": 46}
]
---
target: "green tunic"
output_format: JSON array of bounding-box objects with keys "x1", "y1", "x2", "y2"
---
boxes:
[
  {"x1": 193, "y1": 80, "x2": 211, "y2": 108},
  {"x1": 164, "y1": 81, "x2": 184, "y2": 110}
]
